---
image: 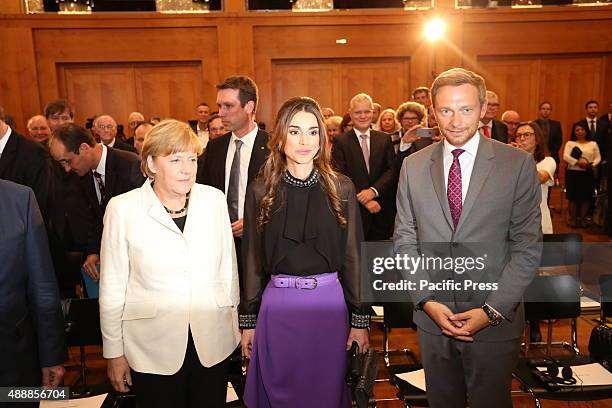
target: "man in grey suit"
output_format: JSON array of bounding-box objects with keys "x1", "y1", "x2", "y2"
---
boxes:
[{"x1": 393, "y1": 68, "x2": 542, "y2": 408}]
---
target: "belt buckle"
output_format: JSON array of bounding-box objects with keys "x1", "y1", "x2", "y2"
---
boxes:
[{"x1": 296, "y1": 277, "x2": 318, "y2": 290}]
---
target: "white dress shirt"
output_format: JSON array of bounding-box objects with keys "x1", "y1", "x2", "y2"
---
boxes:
[
  {"x1": 93, "y1": 144, "x2": 108, "y2": 204},
  {"x1": 224, "y1": 124, "x2": 258, "y2": 220},
  {"x1": 443, "y1": 132, "x2": 480, "y2": 204},
  {"x1": 0, "y1": 126, "x2": 12, "y2": 158},
  {"x1": 196, "y1": 124, "x2": 209, "y2": 149}
]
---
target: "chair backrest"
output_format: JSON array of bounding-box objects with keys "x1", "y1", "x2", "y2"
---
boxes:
[
  {"x1": 64, "y1": 298, "x2": 102, "y2": 347},
  {"x1": 540, "y1": 233, "x2": 582, "y2": 268},
  {"x1": 383, "y1": 302, "x2": 416, "y2": 329},
  {"x1": 524, "y1": 275, "x2": 581, "y2": 321},
  {"x1": 600, "y1": 274, "x2": 612, "y2": 320}
]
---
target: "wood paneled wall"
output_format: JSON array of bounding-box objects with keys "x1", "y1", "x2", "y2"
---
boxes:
[{"x1": 0, "y1": 6, "x2": 611, "y2": 143}]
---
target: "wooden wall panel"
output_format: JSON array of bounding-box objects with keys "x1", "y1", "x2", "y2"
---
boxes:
[
  {"x1": 271, "y1": 62, "x2": 339, "y2": 117},
  {"x1": 134, "y1": 64, "x2": 204, "y2": 121},
  {"x1": 59, "y1": 65, "x2": 137, "y2": 124},
  {"x1": 33, "y1": 27, "x2": 218, "y2": 127},
  {"x1": 0, "y1": 8, "x2": 610, "y2": 133},
  {"x1": 477, "y1": 57, "x2": 540, "y2": 123},
  {"x1": 270, "y1": 58, "x2": 409, "y2": 120},
  {"x1": 539, "y1": 56, "x2": 603, "y2": 138},
  {"x1": 57, "y1": 62, "x2": 204, "y2": 126}
]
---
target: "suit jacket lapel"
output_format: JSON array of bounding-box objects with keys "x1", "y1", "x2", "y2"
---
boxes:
[
  {"x1": 0, "y1": 133, "x2": 17, "y2": 176},
  {"x1": 430, "y1": 143, "x2": 453, "y2": 230},
  {"x1": 248, "y1": 130, "x2": 268, "y2": 183},
  {"x1": 142, "y1": 180, "x2": 182, "y2": 235},
  {"x1": 456, "y1": 137, "x2": 494, "y2": 232},
  {"x1": 105, "y1": 149, "x2": 117, "y2": 197},
  {"x1": 219, "y1": 134, "x2": 232, "y2": 193}
]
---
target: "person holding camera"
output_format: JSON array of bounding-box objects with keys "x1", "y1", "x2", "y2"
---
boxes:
[{"x1": 563, "y1": 123, "x2": 601, "y2": 228}]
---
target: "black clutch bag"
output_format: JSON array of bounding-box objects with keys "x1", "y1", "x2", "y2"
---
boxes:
[
  {"x1": 570, "y1": 146, "x2": 583, "y2": 160},
  {"x1": 346, "y1": 341, "x2": 379, "y2": 408}
]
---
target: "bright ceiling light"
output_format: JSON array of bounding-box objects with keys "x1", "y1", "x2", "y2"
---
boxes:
[{"x1": 424, "y1": 18, "x2": 446, "y2": 42}]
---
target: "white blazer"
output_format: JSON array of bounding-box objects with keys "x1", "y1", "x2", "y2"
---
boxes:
[{"x1": 99, "y1": 179, "x2": 240, "y2": 375}]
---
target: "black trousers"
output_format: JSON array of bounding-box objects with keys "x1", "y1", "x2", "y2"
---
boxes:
[{"x1": 131, "y1": 329, "x2": 230, "y2": 408}]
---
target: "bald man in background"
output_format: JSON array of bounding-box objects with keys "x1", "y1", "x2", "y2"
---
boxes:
[{"x1": 27, "y1": 115, "x2": 52, "y2": 147}]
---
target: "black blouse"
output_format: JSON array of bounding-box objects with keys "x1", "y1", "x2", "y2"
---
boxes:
[{"x1": 239, "y1": 171, "x2": 370, "y2": 329}]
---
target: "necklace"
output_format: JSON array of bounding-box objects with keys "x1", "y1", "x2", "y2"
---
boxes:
[
  {"x1": 163, "y1": 193, "x2": 190, "y2": 215},
  {"x1": 282, "y1": 169, "x2": 319, "y2": 188}
]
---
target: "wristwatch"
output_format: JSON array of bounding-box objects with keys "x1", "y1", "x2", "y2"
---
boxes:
[{"x1": 482, "y1": 304, "x2": 503, "y2": 326}]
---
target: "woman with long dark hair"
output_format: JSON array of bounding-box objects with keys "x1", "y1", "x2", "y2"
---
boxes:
[
  {"x1": 563, "y1": 123, "x2": 601, "y2": 227},
  {"x1": 239, "y1": 97, "x2": 370, "y2": 407}
]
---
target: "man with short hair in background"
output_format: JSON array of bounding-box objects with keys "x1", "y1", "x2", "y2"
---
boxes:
[
  {"x1": 207, "y1": 113, "x2": 226, "y2": 141},
  {"x1": 332, "y1": 93, "x2": 395, "y2": 240},
  {"x1": 479, "y1": 91, "x2": 508, "y2": 143},
  {"x1": 133, "y1": 121, "x2": 153, "y2": 155},
  {"x1": 44, "y1": 99, "x2": 74, "y2": 131},
  {"x1": 93, "y1": 114, "x2": 136, "y2": 153},
  {"x1": 27, "y1": 115, "x2": 52, "y2": 147},
  {"x1": 192, "y1": 102, "x2": 211, "y2": 148},
  {"x1": 500, "y1": 110, "x2": 520, "y2": 143},
  {"x1": 534, "y1": 101, "x2": 563, "y2": 166}
]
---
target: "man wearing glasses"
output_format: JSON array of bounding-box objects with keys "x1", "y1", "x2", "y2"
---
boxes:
[
  {"x1": 479, "y1": 91, "x2": 508, "y2": 143},
  {"x1": 49, "y1": 123, "x2": 143, "y2": 290},
  {"x1": 93, "y1": 115, "x2": 137, "y2": 153}
]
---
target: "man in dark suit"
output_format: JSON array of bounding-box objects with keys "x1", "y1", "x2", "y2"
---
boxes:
[
  {"x1": 534, "y1": 101, "x2": 563, "y2": 166},
  {"x1": 479, "y1": 91, "x2": 508, "y2": 143},
  {"x1": 0, "y1": 180, "x2": 66, "y2": 399},
  {"x1": 198, "y1": 76, "x2": 269, "y2": 286},
  {"x1": 572, "y1": 100, "x2": 610, "y2": 161},
  {"x1": 93, "y1": 114, "x2": 137, "y2": 153},
  {"x1": 0, "y1": 105, "x2": 52, "y2": 219},
  {"x1": 332, "y1": 93, "x2": 395, "y2": 240},
  {"x1": 191, "y1": 102, "x2": 211, "y2": 148},
  {"x1": 49, "y1": 123, "x2": 144, "y2": 283}
]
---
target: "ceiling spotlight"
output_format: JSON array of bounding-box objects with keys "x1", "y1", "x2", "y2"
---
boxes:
[{"x1": 424, "y1": 18, "x2": 446, "y2": 42}]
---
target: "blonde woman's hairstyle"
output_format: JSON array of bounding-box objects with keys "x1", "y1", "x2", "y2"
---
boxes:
[
  {"x1": 430, "y1": 68, "x2": 487, "y2": 108},
  {"x1": 140, "y1": 119, "x2": 203, "y2": 178},
  {"x1": 375, "y1": 108, "x2": 401, "y2": 133},
  {"x1": 325, "y1": 115, "x2": 343, "y2": 128}
]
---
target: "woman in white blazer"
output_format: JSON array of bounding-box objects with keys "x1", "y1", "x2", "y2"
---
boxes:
[{"x1": 99, "y1": 120, "x2": 240, "y2": 407}]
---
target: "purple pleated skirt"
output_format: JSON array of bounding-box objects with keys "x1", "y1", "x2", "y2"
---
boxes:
[{"x1": 243, "y1": 272, "x2": 351, "y2": 408}]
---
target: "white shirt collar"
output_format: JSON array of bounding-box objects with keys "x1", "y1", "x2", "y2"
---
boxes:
[
  {"x1": 0, "y1": 126, "x2": 12, "y2": 157},
  {"x1": 93, "y1": 144, "x2": 108, "y2": 177},
  {"x1": 108, "y1": 138, "x2": 116, "y2": 148},
  {"x1": 478, "y1": 120, "x2": 492, "y2": 129},
  {"x1": 443, "y1": 131, "x2": 480, "y2": 158},
  {"x1": 231, "y1": 123, "x2": 258, "y2": 148},
  {"x1": 353, "y1": 128, "x2": 371, "y2": 139}
]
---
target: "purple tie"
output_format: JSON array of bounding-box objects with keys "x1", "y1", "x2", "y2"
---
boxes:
[{"x1": 447, "y1": 149, "x2": 465, "y2": 228}]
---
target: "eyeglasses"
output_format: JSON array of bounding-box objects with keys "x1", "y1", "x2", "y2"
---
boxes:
[
  {"x1": 96, "y1": 124, "x2": 116, "y2": 130},
  {"x1": 49, "y1": 115, "x2": 72, "y2": 122},
  {"x1": 402, "y1": 116, "x2": 419, "y2": 121},
  {"x1": 515, "y1": 132, "x2": 535, "y2": 140}
]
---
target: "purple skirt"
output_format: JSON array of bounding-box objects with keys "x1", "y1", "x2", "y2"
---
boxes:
[{"x1": 243, "y1": 272, "x2": 351, "y2": 408}]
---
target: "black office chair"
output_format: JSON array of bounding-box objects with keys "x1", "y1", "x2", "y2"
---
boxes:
[
  {"x1": 525, "y1": 233, "x2": 582, "y2": 355},
  {"x1": 64, "y1": 298, "x2": 103, "y2": 385},
  {"x1": 513, "y1": 274, "x2": 612, "y2": 407}
]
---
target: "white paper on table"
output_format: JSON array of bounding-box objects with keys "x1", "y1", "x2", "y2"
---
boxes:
[
  {"x1": 395, "y1": 369, "x2": 427, "y2": 391},
  {"x1": 537, "y1": 363, "x2": 612, "y2": 387},
  {"x1": 371, "y1": 306, "x2": 384, "y2": 316},
  {"x1": 39, "y1": 393, "x2": 107, "y2": 408},
  {"x1": 227, "y1": 382, "x2": 239, "y2": 402}
]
